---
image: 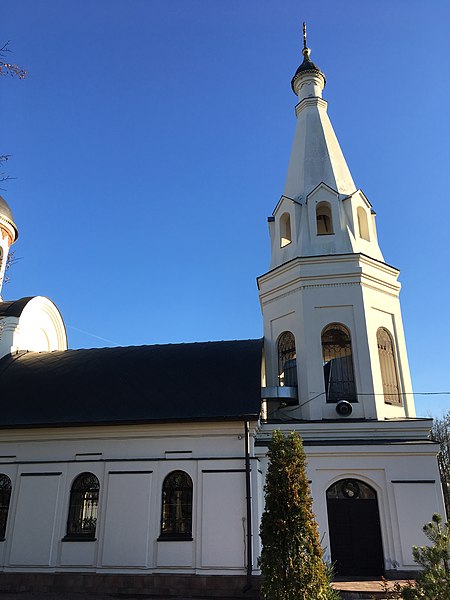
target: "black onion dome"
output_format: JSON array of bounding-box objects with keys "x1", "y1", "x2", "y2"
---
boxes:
[
  {"x1": 291, "y1": 48, "x2": 326, "y2": 94},
  {"x1": 0, "y1": 194, "x2": 18, "y2": 239}
]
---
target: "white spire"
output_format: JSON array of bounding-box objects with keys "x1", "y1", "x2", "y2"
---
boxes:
[
  {"x1": 285, "y1": 40, "x2": 355, "y2": 200},
  {"x1": 267, "y1": 30, "x2": 384, "y2": 269}
]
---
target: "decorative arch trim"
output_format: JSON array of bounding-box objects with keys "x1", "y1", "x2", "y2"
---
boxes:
[{"x1": 19, "y1": 296, "x2": 68, "y2": 351}]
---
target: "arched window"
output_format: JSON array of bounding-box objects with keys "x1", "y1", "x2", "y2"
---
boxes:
[
  {"x1": 316, "y1": 202, "x2": 333, "y2": 235},
  {"x1": 160, "y1": 471, "x2": 193, "y2": 540},
  {"x1": 377, "y1": 328, "x2": 401, "y2": 405},
  {"x1": 65, "y1": 473, "x2": 99, "y2": 539},
  {"x1": 0, "y1": 474, "x2": 12, "y2": 540},
  {"x1": 357, "y1": 207, "x2": 370, "y2": 241},
  {"x1": 322, "y1": 323, "x2": 357, "y2": 402},
  {"x1": 280, "y1": 212, "x2": 292, "y2": 247},
  {"x1": 277, "y1": 331, "x2": 297, "y2": 387}
]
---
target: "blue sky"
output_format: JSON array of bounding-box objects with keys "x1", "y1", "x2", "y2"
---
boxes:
[{"x1": 2, "y1": 1, "x2": 449, "y2": 417}]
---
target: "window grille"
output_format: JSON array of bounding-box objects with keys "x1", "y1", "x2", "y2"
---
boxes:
[
  {"x1": 277, "y1": 331, "x2": 297, "y2": 387},
  {"x1": 65, "y1": 472, "x2": 99, "y2": 539},
  {"x1": 327, "y1": 478, "x2": 376, "y2": 500},
  {"x1": 377, "y1": 328, "x2": 401, "y2": 405},
  {"x1": 160, "y1": 471, "x2": 193, "y2": 540},
  {"x1": 322, "y1": 323, "x2": 357, "y2": 402},
  {"x1": 0, "y1": 474, "x2": 12, "y2": 539}
]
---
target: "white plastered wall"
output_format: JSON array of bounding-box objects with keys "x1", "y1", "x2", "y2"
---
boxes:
[{"x1": 0, "y1": 421, "x2": 260, "y2": 575}]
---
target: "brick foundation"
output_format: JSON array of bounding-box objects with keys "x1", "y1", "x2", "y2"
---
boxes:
[{"x1": 0, "y1": 572, "x2": 262, "y2": 598}]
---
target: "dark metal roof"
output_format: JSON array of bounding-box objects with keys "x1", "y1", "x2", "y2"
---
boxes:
[
  {"x1": 0, "y1": 297, "x2": 35, "y2": 317},
  {"x1": 0, "y1": 339, "x2": 263, "y2": 428}
]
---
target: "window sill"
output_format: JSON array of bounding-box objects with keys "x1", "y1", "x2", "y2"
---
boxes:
[
  {"x1": 62, "y1": 536, "x2": 97, "y2": 542},
  {"x1": 157, "y1": 534, "x2": 193, "y2": 542}
]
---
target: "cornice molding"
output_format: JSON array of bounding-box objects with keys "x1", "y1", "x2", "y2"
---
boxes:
[
  {"x1": 258, "y1": 253, "x2": 400, "y2": 286},
  {"x1": 295, "y1": 96, "x2": 327, "y2": 117}
]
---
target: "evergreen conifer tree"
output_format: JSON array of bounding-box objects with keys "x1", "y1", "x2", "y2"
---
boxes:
[
  {"x1": 401, "y1": 513, "x2": 450, "y2": 599},
  {"x1": 259, "y1": 430, "x2": 338, "y2": 600}
]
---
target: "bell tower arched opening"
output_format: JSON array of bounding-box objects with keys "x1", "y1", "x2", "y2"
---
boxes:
[
  {"x1": 377, "y1": 328, "x2": 401, "y2": 405},
  {"x1": 357, "y1": 206, "x2": 370, "y2": 241},
  {"x1": 279, "y1": 212, "x2": 292, "y2": 247},
  {"x1": 316, "y1": 202, "x2": 333, "y2": 235},
  {"x1": 277, "y1": 331, "x2": 297, "y2": 387},
  {"x1": 321, "y1": 323, "x2": 357, "y2": 403}
]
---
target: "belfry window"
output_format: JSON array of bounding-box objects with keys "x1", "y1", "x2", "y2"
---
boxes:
[
  {"x1": 277, "y1": 331, "x2": 297, "y2": 387},
  {"x1": 377, "y1": 328, "x2": 401, "y2": 405},
  {"x1": 0, "y1": 474, "x2": 12, "y2": 540},
  {"x1": 65, "y1": 473, "x2": 99, "y2": 540},
  {"x1": 159, "y1": 471, "x2": 193, "y2": 540},
  {"x1": 280, "y1": 212, "x2": 292, "y2": 247},
  {"x1": 316, "y1": 202, "x2": 333, "y2": 235},
  {"x1": 357, "y1": 207, "x2": 370, "y2": 241},
  {"x1": 322, "y1": 323, "x2": 357, "y2": 402}
]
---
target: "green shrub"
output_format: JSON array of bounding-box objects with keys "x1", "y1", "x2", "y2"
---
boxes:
[{"x1": 259, "y1": 430, "x2": 339, "y2": 600}]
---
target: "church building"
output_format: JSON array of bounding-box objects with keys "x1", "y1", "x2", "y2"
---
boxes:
[{"x1": 0, "y1": 28, "x2": 445, "y2": 597}]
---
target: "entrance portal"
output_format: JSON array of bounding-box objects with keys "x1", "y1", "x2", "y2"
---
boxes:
[{"x1": 326, "y1": 479, "x2": 384, "y2": 576}]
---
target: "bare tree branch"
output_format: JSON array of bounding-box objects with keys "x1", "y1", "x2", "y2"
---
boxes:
[
  {"x1": 0, "y1": 41, "x2": 26, "y2": 79},
  {"x1": 3, "y1": 251, "x2": 22, "y2": 285},
  {"x1": 0, "y1": 155, "x2": 16, "y2": 188}
]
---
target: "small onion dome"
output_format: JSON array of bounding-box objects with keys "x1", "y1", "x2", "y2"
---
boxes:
[
  {"x1": 291, "y1": 47, "x2": 326, "y2": 94},
  {"x1": 0, "y1": 194, "x2": 19, "y2": 241}
]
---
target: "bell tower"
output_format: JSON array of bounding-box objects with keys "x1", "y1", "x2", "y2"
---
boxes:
[{"x1": 259, "y1": 25, "x2": 414, "y2": 422}]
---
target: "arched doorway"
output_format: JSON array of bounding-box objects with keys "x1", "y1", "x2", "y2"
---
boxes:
[{"x1": 326, "y1": 479, "x2": 384, "y2": 576}]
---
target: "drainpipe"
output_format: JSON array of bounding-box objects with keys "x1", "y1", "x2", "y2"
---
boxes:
[{"x1": 243, "y1": 420, "x2": 253, "y2": 593}]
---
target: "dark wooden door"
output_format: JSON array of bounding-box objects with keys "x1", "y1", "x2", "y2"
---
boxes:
[{"x1": 327, "y1": 497, "x2": 384, "y2": 576}]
